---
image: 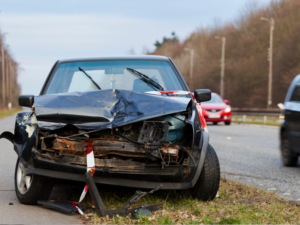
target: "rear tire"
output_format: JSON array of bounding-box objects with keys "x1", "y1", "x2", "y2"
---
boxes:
[
  {"x1": 189, "y1": 144, "x2": 220, "y2": 201},
  {"x1": 280, "y1": 133, "x2": 298, "y2": 167},
  {"x1": 15, "y1": 158, "x2": 53, "y2": 205},
  {"x1": 213, "y1": 122, "x2": 218, "y2": 125},
  {"x1": 225, "y1": 121, "x2": 231, "y2": 125}
]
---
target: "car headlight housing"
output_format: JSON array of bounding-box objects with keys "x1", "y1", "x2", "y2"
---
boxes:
[{"x1": 224, "y1": 107, "x2": 231, "y2": 113}]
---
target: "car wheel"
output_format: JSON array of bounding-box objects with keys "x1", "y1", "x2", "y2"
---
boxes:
[
  {"x1": 190, "y1": 144, "x2": 220, "y2": 201},
  {"x1": 225, "y1": 121, "x2": 231, "y2": 125},
  {"x1": 213, "y1": 122, "x2": 218, "y2": 125},
  {"x1": 15, "y1": 158, "x2": 53, "y2": 205},
  {"x1": 280, "y1": 134, "x2": 298, "y2": 167}
]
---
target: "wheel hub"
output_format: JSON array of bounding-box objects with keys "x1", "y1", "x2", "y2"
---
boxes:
[{"x1": 16, "y1": 160, "x2": 32, "y2": 194}]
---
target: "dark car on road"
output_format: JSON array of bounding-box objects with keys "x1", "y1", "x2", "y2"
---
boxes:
[
  {"x1": 0, "y1": 56, "x2": 220, "y2": 205},
  {"x1": 201, "y1": 93, "x2": 231, "y2": 125},
  {"x1": 280, "y1": 74, "x2": 300, "y2": 166}
]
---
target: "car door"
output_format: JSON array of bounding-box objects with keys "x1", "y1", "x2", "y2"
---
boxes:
[{"x1": 285, "y1": 78, "x2": 300, "y2": 153}]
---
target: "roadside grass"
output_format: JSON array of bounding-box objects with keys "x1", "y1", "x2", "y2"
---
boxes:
[
  {"x1": 232, "y1": 115, "x2": 281, "y2": 126},
  {"x1": 0, "y1": 108, "x2": 22, "y2": 119},
  {"x1": 78, "y1": 178, "x2": 300, "y2": 224},
  {"x1": 232, "y1": 120, "x2": 280, "y2": 126}
]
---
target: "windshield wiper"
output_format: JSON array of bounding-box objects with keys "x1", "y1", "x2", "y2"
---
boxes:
[
  {"x1": 126, "y1": 68, "x2": 164, "y2": 91},
  {"x1": 79, "y1": 67, "x2": 101, "y2": 90}
]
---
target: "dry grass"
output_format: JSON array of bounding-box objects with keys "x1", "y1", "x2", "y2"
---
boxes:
[
  {"x1": 0, "y1": 108, "x2": 22, "y2": 119},
  {"x1": 78, "y1": 178, "x2": 300, "y2": 224}
]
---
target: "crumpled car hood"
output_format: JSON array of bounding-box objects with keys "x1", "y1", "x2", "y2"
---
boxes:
[{"x1": 34, "y1": 89, "x2": 191, "y2": 130}]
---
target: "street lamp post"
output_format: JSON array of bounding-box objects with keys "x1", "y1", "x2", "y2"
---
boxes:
[
  {"x1": 1, "y1": 46, "x2": 5, "y2": 107},
  {"x1": 184, "y1": 48, "x2": 194, "y2": 89},
  {"x1": 261, "y1": 17, "x2": 274, "y2": 109},
  {"x1": 215, "y1": 36, "x2": 226, "y2": 98}
]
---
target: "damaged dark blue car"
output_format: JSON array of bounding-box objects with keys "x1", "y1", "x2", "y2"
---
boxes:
[{"x1": 0, "y1": 56, "x2": 220, "y2": 205}]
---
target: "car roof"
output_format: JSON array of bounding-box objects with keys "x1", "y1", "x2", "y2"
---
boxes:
[{"x1": 57, "y1": 55, "x2": 170, "y2": 63}]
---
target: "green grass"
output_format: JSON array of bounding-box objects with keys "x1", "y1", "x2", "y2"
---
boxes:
[
  {"x1": 0, "y1": 108, "x2": 22, "y2": 119},
  {"x1": 232, "y1": 120, "x2": 280, "y2": 126},
  {"x1": 232, "y1": 115, "x2": 280, "y2": 126},
  {"x1": 78, "y1": 178, "x2": 300, "y2": 224}
]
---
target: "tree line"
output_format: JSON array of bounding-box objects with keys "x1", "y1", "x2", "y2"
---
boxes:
[
  {"x1": 150, "y1": 0, "x2": 300, "y2": 108},
  {"x1": 0, "y1": 35, "x2": 20, "y2": 110}
]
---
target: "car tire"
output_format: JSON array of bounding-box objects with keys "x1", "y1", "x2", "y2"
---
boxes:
[
  {"x1": 213, "y1": 122, "x2": 218, "y2": 125},
  {"x1": 189, "y1": 144, "x2": 220, "y2": 201},
  {"x1": 225, "y1": 121, "x2": 231, "y2": 125},
  {"x1": 14, "y1": 158, "x2": 53, "y2": 205},
  {"x1": 280, "y1": 133, "x2": 298, "y2": 167}
]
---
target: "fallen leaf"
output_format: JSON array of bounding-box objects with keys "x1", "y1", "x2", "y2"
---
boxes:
[
  {"x1": 191, "y1": 215, "x2": 197, "y2": 221},
  {"x1": 172, "y1": 218, "x2": 179, "y2": 223},
  {"x1": 162, "y1": 209, "x2": 169, "y2": 216},
  {"x1": 148, "y1": 216, "x2": 157, "y2": 221}
]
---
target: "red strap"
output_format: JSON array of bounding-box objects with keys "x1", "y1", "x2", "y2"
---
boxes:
[{"x1": 87, "y1": 139, "x2": 93, "y2": 154}]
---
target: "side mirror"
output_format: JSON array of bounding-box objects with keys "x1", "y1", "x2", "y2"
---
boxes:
[
  {"x1": 194, "y1": 89, "x2": 211, "y2": 102},
  {"x1": 224, "y1": 99, "x2": 229, "y2": 104},
  {"x1": 19, "y1": 95, "x2": 34, "y2": 107}
]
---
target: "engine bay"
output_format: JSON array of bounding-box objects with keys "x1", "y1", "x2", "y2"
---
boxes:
[{"x1": 37, "y1": 111, "x2": 195, "y2": 171}]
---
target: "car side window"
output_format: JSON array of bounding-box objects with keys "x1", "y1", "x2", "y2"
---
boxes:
[{"x1": 290, "y1": 81, "x2": 300, "y2": 102}]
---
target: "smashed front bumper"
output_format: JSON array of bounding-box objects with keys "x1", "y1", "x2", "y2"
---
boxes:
[{"x1": 25, "y1": 130, "x2": 209, "y2": 190}]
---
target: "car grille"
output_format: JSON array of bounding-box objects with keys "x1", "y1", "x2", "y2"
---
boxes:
[{"x1": 204, "y1": 109, "x2": 223, "y2": 113}]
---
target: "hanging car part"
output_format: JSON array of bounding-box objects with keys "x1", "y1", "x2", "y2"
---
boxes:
[{"x1": 85, "y1": 170, "x2": 163, "y2": 217}]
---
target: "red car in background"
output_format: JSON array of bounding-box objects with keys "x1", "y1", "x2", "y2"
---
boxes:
[{"x1": 201, "y1": 93, "x2": 231, "y2": 125}]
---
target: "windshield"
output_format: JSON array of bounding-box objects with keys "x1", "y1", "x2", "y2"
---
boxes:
[
  {"x1": 204, "y1": 94, "x2": 223, "y2": 103},
  {"x1": 45, "y1": 60, "x2": 184, "y2": 95}
]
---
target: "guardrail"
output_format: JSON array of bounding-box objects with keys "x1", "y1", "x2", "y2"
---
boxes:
[
  {"x1": 231, "y1": 108, "x2": 280, "y2": 116},
  {"x1": 231, "y1": 108, "x2": 282, "y2": 125}
]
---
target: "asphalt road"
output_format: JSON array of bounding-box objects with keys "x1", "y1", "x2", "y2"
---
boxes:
[
  {"x1": 1, "y1": 113, "x2": 300, "y2": 223},
  {"x1": 208, "y1": 122, "x2": 300, "y2": 202}
]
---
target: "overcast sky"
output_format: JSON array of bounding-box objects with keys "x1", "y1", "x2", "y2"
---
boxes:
[{"x1": 0, "y1": 0, "x2": 272, "y2": 95}]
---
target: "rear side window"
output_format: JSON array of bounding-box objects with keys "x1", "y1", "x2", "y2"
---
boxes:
[{"x1": 290, "y1": 81, "x2": 300, "y2": 102}]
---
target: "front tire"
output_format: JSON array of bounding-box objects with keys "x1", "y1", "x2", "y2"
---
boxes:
[
  {"x1": 190, "y1": 144, "x2": 220, "y2": 201},
  {"x1": 225, "y1": 121, "x2": 231, "y2": 125},
  {"x1": 280, "y1": 134, "x2": 298, "y2": 167},
  {"x1": 15, "y1": 158, "x2": 53, "y2": 205}
]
